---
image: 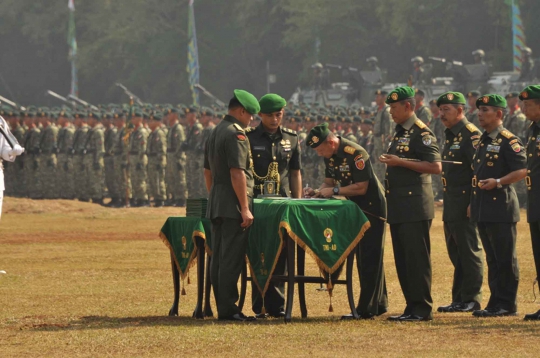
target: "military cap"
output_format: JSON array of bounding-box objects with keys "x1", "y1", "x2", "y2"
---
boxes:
[
  {"x1": 184, "y1": 105, "x2": 198, "y2": 114},
  {"x1": 353, "y1": 115, "x2": 362, "y2": 123},
  {"x1": 436, "y1": 91, "x2": 466, "y2": 106},
  {"x1": 360, "y1": 118, "x2": 374, "y2": 125},
  {"x1": 476, "y1": 94, "x2": 507, "y2": 109},
  {"x1": 37, "y1": 111, "x2": 49, "y2": 118},
  {"x1": 304, "y1": 115, "x2": 314, "y2": 123},
  {"x1": 259, "y1": 93, "x2": 287, "y2": 114},
  {"x1": 102, "y1": 112, "x2": 112, "y2": 120},
  {"x1": 344, "y1": 117, "x2": 353, "y2": 124},
  {"x1": 316, "y1": 114, "x2": 325, "y2": 122},
  {"x1": 324, "y1": 115, "x2": 337, "y2": 123},
  {"x1": 132, "y1": 108, "x2": 144, "y2": 117},
  {"x1": 150, "y1": 112, "x2": 163, "y2": 121},
  {"x1": 472, "y1": 49, "x2": 485, "y2": 57},
  {"x1": 288, "y1": 116, "x2": 298, "y2": 123},
  {"x1": 233, "y1": 89, "x2": 260, "y2": 115},
  {"x1": 58, "y1": 110, "x2": 72, "y2": 119},
  {"x1": 295, "y1": 109, "x2": 307, "y2": 117},
  {"x1": 306, "y1": 123, "x2": 330, "y2": 148},
  {"x1": 164, "y1": 107, "x2": 178, "y2": 114},
  {"x1": 88, "y1": 111, "x2": 102, "y2": 120},
  {"x1": 366, "y1": 56, "x2": 378, "y2": 63},
  {"x1": 200, "y1": 107, "x2": 215, "y2": 116},
  {"x1": 375, "y1": 89, "x2": 388, "y2": 96},
  {"x1": 428, "y1": 99, "x2": 437, "y2": 106},
  {"x1": 467, "y1": 90, "x2": 481, "y2": 98},
  {"x1": 519, "y1": 85, "x2": 540, "y2": 100},
  {"x1": 385, "y1": 86, "x2": 415, "y2": 104},
  {"x1": 112, "y1": 112, "x2": 124, "y2": 119},
  {"x1": 505, "y1": 92, "x2": 520, "y2": 99}
]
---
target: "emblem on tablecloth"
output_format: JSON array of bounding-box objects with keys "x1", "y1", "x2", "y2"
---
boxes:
[
  {"x1": 181, "y1": 236, "x2": 187, "y2": 250},
  {"x1": 324, "y1": 228, "x2": 333, "y2": 243}
]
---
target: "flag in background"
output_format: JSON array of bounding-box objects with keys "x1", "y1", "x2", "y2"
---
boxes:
[
  {"x1": 67, "y1": 0, "x2": 78, "y2": 96},
  {"x1": 508, "y1": 0, "x2": 526, "y2": 72},
  {"x1": 187, "y1": 0, "x2": 200, "y2": 107}
]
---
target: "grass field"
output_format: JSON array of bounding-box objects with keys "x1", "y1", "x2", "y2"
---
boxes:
[{"x1": 1, "y1": 198, "x2": 539, "y2": 357}]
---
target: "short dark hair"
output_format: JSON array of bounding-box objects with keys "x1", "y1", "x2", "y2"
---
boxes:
[
  {"x1": 400, "y1": 98, "x2": 416, "y2": 109},
  {"x1": 228, "y1": 96, "x2": 243, "y2": 111}
]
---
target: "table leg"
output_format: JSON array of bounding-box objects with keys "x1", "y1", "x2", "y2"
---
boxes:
[
  {"x1": 346, "y1": 250, "x2": 359, "y2": 319},
  {"x1": 168, "y1": 252, "x2": 180, "y2": 316},
  {"x1": 297, "y1": 245, "x2": 308, "y2": 318},
  {"x1": 285, "y1": 235, "x2": 295, "y2": 323},
  {"x1": 204, "y1": 252, "x2": 213, "y2": 317},
  {"x1": 238, "y1": 260, "x2": 247, "y2": 312},
  {"x1": 192, "y1": 237, "x2": 205, "y2": 319}
]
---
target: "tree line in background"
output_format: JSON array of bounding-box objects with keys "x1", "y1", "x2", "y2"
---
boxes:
[{"x1": 0, "y1": 0, "x2": 539, "y2": 106}]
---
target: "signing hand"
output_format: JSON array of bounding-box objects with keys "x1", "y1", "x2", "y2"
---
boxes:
[
  {"x1": 478, "y1": 178, "x2": 497, "y2": 190},
  {"x1": 319, "y1": 187, "x2": 334, "y2": 198},
  {"x1": 379, "y1": 154, "x2": 402, "y2": 167}
]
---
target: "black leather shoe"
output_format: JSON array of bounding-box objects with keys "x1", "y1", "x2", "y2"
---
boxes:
[
  {"x1": 387, "y1": 314, "x2": 407, "y2": 321},
  {"x1": 473, "y1": 307, "x2": 517, "y2": 317},
  {"x1": 219, "y1": 313, "x2": 256, "y2": 322},
  {"x1": 269, "y1": 311, "x2": 286, "y2": 318},
  {"x1": 399, "y1": 314, "x2": 433, "y2": 322},
  {"x1": 524, "y1": 309, "x2": 540, "y2": 320},
  {"x1": 255, "y1": 313, "x2": 268, "y2": 319},
  {"x1": 454, "y1": 301, "x2": 481, "y2": 312},
  {"x1": 437, "y1": 302, "x2": 460, "y2": 313}
]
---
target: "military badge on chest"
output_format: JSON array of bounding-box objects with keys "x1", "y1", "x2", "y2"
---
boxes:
[
  {"x1": 281, "y1": 139, "x2": 291, "y2": 152},
  {"x1": 395, "y1": 132, "x2": 411, "y2": 153}
]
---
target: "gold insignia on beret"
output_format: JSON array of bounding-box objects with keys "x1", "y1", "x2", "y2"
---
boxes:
[
  {"x1": 482, "y1": 97, "x2": 489, "y2": 104},
  {"x1": 391, "y1": 93, "x2": 399, "y2": 101},
  {"x1": 447, "y1": 93, "x2": 454, "y2": 100},
  {"x1": 312, "y1": 136, "x2": 319, "y2": 144},
  {"x1": 522, "y1": 91, "x2": 529, "y2": 99}
]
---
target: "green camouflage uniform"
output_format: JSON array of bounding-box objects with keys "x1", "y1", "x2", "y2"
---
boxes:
[
  {"x1": 372, "y1": 105, "x2": 392, "y2": 181},
  {"x1": 5, "y1": 123, "x2": 26, "y2": 197},
  {"x1": 113, "y1": 126, "x2": 132, "y2": 205},
  {"x1": 38, "y1": 124, "x2": 59, "y2": 199},
  {"x1": 504, "y1": 109, "x2": 528, "y2": 207},
  {"x1": 83, "y1": 124, "x2": 105, "y2": 201},
  {"x1": 56, "y1": 124, "x2": 75, "y2": 199},
  {"x1": 165, "y1": 122, "x2": 187, "y2": 204},
  {"x1": 185, "y1": 121, "x2": 205, "y2": 198},
  {"x1": 415, "y1": 105, "x2": 433, "y2": 125},
  {"x1": 128, "y1": 126, "x2": 149, "y2": 202},
  {"x1": 23, "y1": 126, "x2": 42, "y2": 199},
  {"x1": 147, "y1": 127, "x2": 167, "y2": 201},
  {"x1": 73, "y1": 124, "x2": 89, "y2": 200},
  {"x1": 104, "y1": 125, "x2": 119, "y2": 201}
]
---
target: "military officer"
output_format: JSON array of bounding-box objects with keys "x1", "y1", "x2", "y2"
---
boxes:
[
  {"x1": 112, "y1": 113, "x2": 132, "y2": 207},
  {"x1": 38, "y1": 111, "x2": 59, "y2": 199},
  {"x1": 56, "y1": 111, "x2": 75, "y2": 200},
  {"x1": 435, "y1": 92, "x2": 484, "y2": 313},
  {"x1": 519, "y1": 86, "x2": 540, "y2": 320},
  {"x1": 200, "y1": 108, "x2": 216, "y2": 153},
  {"x1": 372, "y1": 90, "x2": 392, "y2": 181},
  {"x1": 165, "y1": 108, "x2": 188, "y2": 207},
  {"x1": 470, "y1": 94, "x2": 526, "y2": 317},
  {"x1": 414, "y1": 89, "x2": 433, "y2": 125},
  {"x1": 103, "y1": 113, "x2": 120, "y2": 206},
  {"x1": 300, "y1": 115, "x2": 319, "y2": 187},
  {"x1": 84, "y1": 112, "x2": 105, "y2": 205},
  {"x1": 305, "y1": 123, "x2": 388, "y2": 319},
  {"x1": 146, "y1": 112, "x2": 167, "y2": 207},
  {"x1": 72, "y1": 112, "x2": 90, "y2": 202},
  {"x1": 379, "y1": 86, "x2": 442, "y2": 321},
  {"x1": 128, "y1": 109, "x2": 149, "y2": 207},
  {"x1": 466, "y1": 91, "x2": 481, "y2": 128},
  {"x1": 245, "y1": 93, "x2": 302, "y2": 318},
  {"x1": 184, "y1": 106, "x2": 205, "y2": 198},
  {"x1": 204, "y1": 89, "x2": 260, "y2": 321},
  {"x1": 22, "y1": 113, "x2": 42, "y2": 199}
]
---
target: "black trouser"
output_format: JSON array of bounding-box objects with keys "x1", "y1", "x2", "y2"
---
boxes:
[
  {"x1": 530, "y1": 222, "x2": 540, "y2": 282},
  {"x1": 210, "y1": 217, "x2": 250, "y2": 319},
  {"x1": 251, "y1": 247, "x2": 286, "y2": 315},
  {"x1": 444, "y1": 220, "x2": 483, "y2": 304},
  {"x1": 390, "y1": 220, "x2": 433, "y2": 318},
  {"x1": 476, "y1": 222, "x2": 519, "y2": 312},
  {"x1": 356, "y1": 216, "x2": 388, "y2": 315}
]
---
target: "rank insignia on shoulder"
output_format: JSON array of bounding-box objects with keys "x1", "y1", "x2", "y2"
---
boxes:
[
  {"x1": 415, "y1": 120, "x2": 427, "y2": 129},
  {"x1": 283, "y1": 128, "x2": 297, "y2": 135},
  {"x1": 344, "y1": 146, "x2": 356, "y2": 155},
  {"x1": 233, "y1": 123, "x2": 244, "y2": 132},
  {"x1": 509, "y1": 139, "x2": 518, "y2": 145},
  {"x1": 466, "y1": 123, "x2": 479, "y2": 133},
  {"x1": 500, "y1": 130, "x2": 514, "y2": 139}
]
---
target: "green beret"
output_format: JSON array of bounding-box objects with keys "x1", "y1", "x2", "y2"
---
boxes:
[
  {"x1": 385, "y1": 86, "x2": 415, "y2": 104},
  {"x1": 184, "y1": 106, "x2": 198, "y2": 114},
  {"x1": 150, "y1": 112, "x2": 163, "y2": 121},
  {"x1": 361, "y1": 118, "x2": 374, "y2": 125},
  {"x1": 132, "y1": 109, "x2": 144, "y2": 117},
  {"x1": 467, "y1": 90, "x2": 481, "y2": 98},
  {"x1": 306, "y1": 123, "x2": 330, "y2": 148},
  {"x1": 324, "y1": 116, "x2": 337, "y2": 123},
  {"x1": 353, "y1": 115, "x2": 362, "y2": 123},
  {"x1": 233, "y1": 89, "x2": 260, "y2": 115},
  {"x1": 259, "y1": 93, "x2": 286, "y2": 114},
  {"x1": 519, "y1": 85, "x2": 540, "y2": 101},
  {"x1": 476, "y1": 94, "x2": 507, "y2": 109},
  {"x1": 88, "y1": 111, "x2": 102, "y2": 120},
  {"x1": 344, "y1": 117, "x2": 353, "y2": 124},
  {"x1": 436, "y1": 92, "x2": 466, "y2": 106}
]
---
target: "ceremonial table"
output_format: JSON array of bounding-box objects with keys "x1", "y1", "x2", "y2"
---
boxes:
[{"x1": 160, "y1": 198, "x2": 370, "y2": 322}]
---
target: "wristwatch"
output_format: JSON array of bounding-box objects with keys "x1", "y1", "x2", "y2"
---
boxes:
[
  {"x1": 333, "y1": 186, "x2": 340, "y2": 195},
  {"x1": 496, "y1": 178, "x2": 502, "y2": 189}
]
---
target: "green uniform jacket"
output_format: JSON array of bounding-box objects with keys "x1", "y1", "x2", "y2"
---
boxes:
[
  {"x1": 385, "y1": 114, "x2": 441, "y2": 224},
  {"x1": 470, "y1": 126, "x2": 526, "y2": 223},
  {"x1": 525, "y1": 121, "x2": 540, "y2": 222},
  {"x1": 147, "y1": 127, "x2": 167, "y2": 166},
  {"x1": 57, "y1": 125, "x2": 75, "y2": 155},
  {"x1": 325, "y1": 137, "x2": 386, "y2": 218},
  {"x1": 166, "y1": 122, "x2": 186, "y2": 163},
  {"x1": 441, "y1": 119, "x2": 481, "y2": 222},
  {"x1": 415, "y1": 105, "x2": 433, "y2": 125},
  {"x1": 204, "y1": 115, "x2": 253, "y2": 220}
]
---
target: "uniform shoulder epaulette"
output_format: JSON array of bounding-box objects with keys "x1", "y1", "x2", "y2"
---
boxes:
[
  {"x1": 233, "y1": 123, "x2": 244, "y2": 132},
  {"x1": 500, "y1": 129, "x2": 515, "y2": 139},
  {"x1": 466, "y1": 123, "x2": 480, "y2": 133},
  {"x1": 244, "y1": 126, "x2": 255, "y2": 133},
  {"x1": 282, "y1": 128, "x2": 297, "y2": 135},
  {"x1": 343, "y1": 145, "x2": 357, "y2": 155},
  {"x1": 415, "y1": 119, "x2": 427, "y2": 129}
]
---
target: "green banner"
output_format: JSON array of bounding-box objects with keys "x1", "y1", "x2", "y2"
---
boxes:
[
  {"x1": 247, "y1": 198, "x2": 370, "y2": 297},
  {"x1": 159, "y1": 216, "x2": 211, "y2": 280}
]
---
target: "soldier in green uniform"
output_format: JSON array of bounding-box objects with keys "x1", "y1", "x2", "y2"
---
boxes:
[
  {"x1": 56, "y1": 111, "x2": 75, "y2": 200},
  {"x1": 466, "y1": 91, "x2": 481, "y2": 128},
  {"x1": 305, "y1": 122, "x2": 388, "y2": 319},
  {"x1": 372, "y1": 90, "x2": 392, "y2": 181},
  {"x1": 414, "y1": 89, "x2": 433, "y2": 125},
  {"x1": 357, "y1": 118, "x2": 374, "y2": 156},
  {"x1": 128, "y1": 110, "x2": 149, "y2": 207},
  {"x1": 38, "y1": 111, "x2": 59, "y2": 199},
  {"x1": 5, "y1": 110, "x2": 26, "y2": 197},
  {"x1": 22, "y1": 113, "x2": 42, "y2": 199},
  {"x1": 184, "y1": 106, "x2": 205, "y2": 199},
  {"x1": 470, "y1": 94, "x2": 526, "y2": 317},
  {"x1": 204, "y1": 89, "x2": 259, "y2": 321},
  {"x1": 165, "y1": 108, "x2": 188, "y2": 207},
  {"x1": 429, "y1": 99, "x2": 445, "y2": 204},
  {"x1": 435, "y1": 92, "x2": 484, "y2": 313},
  {"x1": 72, "y1": 112, "x2": 90, "y2": 202},
  {"x1": 379, "y1": 86, "x2": 442, "y2": 321},
  {"x1": 520, "y1": 85, "x2": 540, "y2": 320},
  {"x1": 112, "y1": 113, "x2": 132, "y2": 208},
  {"x1": 341, "y1": 117, "x2": 358, "y2": 143},
  {"x1": 103, "y1": 113, "x2": 120, "y2": 206},
  {"x1": 245, "y1": 94, "x2": 302, "y2": 318},
  {"x1": 300, "y1": 115, "x2": 318, "y2": 187},
  {"x1": 200, "y1": 108, "x2": 216, "y2": 157},
  {"x1": 146, "y1": 112, "x2": 167, "y2": 207},
  {"x1": 84, "y1": 112, "x2": 105, "y2": 205}
]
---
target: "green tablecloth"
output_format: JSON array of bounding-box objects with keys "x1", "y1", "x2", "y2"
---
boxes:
[
  {"x1": 159, "y1": 216, "x2": 211, "y2": 280},
  {"x1": 247, "y1": 198, "x2": 370, "y2": 298}
]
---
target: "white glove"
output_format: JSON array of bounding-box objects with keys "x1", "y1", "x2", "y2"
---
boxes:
[{"x1": 8, "y1": 144, "x2": 24, "y2": 157}]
